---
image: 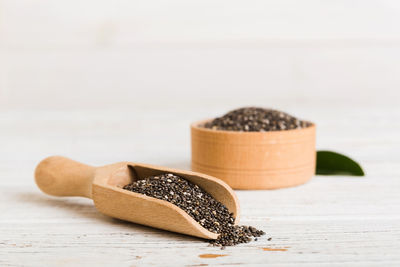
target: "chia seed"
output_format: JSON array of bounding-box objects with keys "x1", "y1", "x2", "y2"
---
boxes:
[
  {"x1": 123, "y1": 173, "x2": 265, "y2": 246},
  {"x1": 204, "y1": 107, "x2": 310, "y2": 132}
]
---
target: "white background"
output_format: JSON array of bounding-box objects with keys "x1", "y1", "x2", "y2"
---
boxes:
[{"x1": 1, "y1": 0, "x2": 400, "y2": 110}]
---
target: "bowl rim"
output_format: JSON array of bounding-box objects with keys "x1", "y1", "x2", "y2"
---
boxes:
[{"x1": 191, "y1": 119, "x2": 315, "y2": 135}]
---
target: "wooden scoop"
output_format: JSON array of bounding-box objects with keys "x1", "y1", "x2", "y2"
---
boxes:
[{"x1": 34, "y1": 156, "x2": 240, "y2": 239}]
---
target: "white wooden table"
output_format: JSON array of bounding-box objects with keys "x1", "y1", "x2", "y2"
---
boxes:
[{"x1": 1, "y1": 104, "x2": 399, "y2": 266}]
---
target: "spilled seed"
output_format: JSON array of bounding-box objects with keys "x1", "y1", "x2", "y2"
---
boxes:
[{"x1": 123, "y1": 173, "x2": 265, "y2": 246}]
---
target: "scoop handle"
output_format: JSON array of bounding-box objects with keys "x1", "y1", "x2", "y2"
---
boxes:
[{"x1": 35, "y1": 156, "x2": 95, "y2": 199}]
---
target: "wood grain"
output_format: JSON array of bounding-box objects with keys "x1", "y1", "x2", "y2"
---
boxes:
[
  {"x1": 191, "y1": 121, "x2": 316, "y2": 189},
  {"x1": 34, "y1": 156, "x2": 239, "y2": 240},
  {"x1": 0, "y1": 104, "x2": 399, "y2": 266}
]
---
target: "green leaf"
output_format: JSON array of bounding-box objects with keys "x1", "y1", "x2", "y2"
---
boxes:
[{"x1": 316, "y1": 150, "x2": 365, "y2": 176}]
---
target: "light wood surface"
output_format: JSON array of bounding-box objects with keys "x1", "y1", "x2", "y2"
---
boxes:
[
  {"x1": 1, "y1": 104, "x2": 399, "y2": 266},
  {"x1": 2, "y1": 2, "x2": 400, "y2": 265},
  {"x1": 35, "y1": 156, "x2": 239, "y2": 240},
  {"x1": 191, "y1": 121, "x2": 316, "y2": 189}
]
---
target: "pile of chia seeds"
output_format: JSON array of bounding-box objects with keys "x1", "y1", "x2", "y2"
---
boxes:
[
  {"x1": 123, "y1": 173, "x2": 265, "y2": 247},
  {"x1": 204, "y1": 107, "x2": 310, "y2": 132}
]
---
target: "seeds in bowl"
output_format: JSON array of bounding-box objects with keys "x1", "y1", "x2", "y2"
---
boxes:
[
  {"x1": 204, "y1": 107, "x2": 311, "y2": 132},
  {"x1": 123, "y1": 173, "x2": 265, "y2": 247}
]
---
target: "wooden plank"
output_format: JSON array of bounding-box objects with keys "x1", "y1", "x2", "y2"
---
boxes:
[
  {"x1": 0, "y1": 105, "x2": 400, "y2": 265},
  {"x1": 2, "y1": 0, "x2": 400, "y2": 46},
  {"x1": 2, "y1": 46, "x2": 400, "y2": 109}
]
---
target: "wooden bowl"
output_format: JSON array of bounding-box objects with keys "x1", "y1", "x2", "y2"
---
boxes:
[{"x1": 191, "y1": 120, "x2": 316, "y2": 190}]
